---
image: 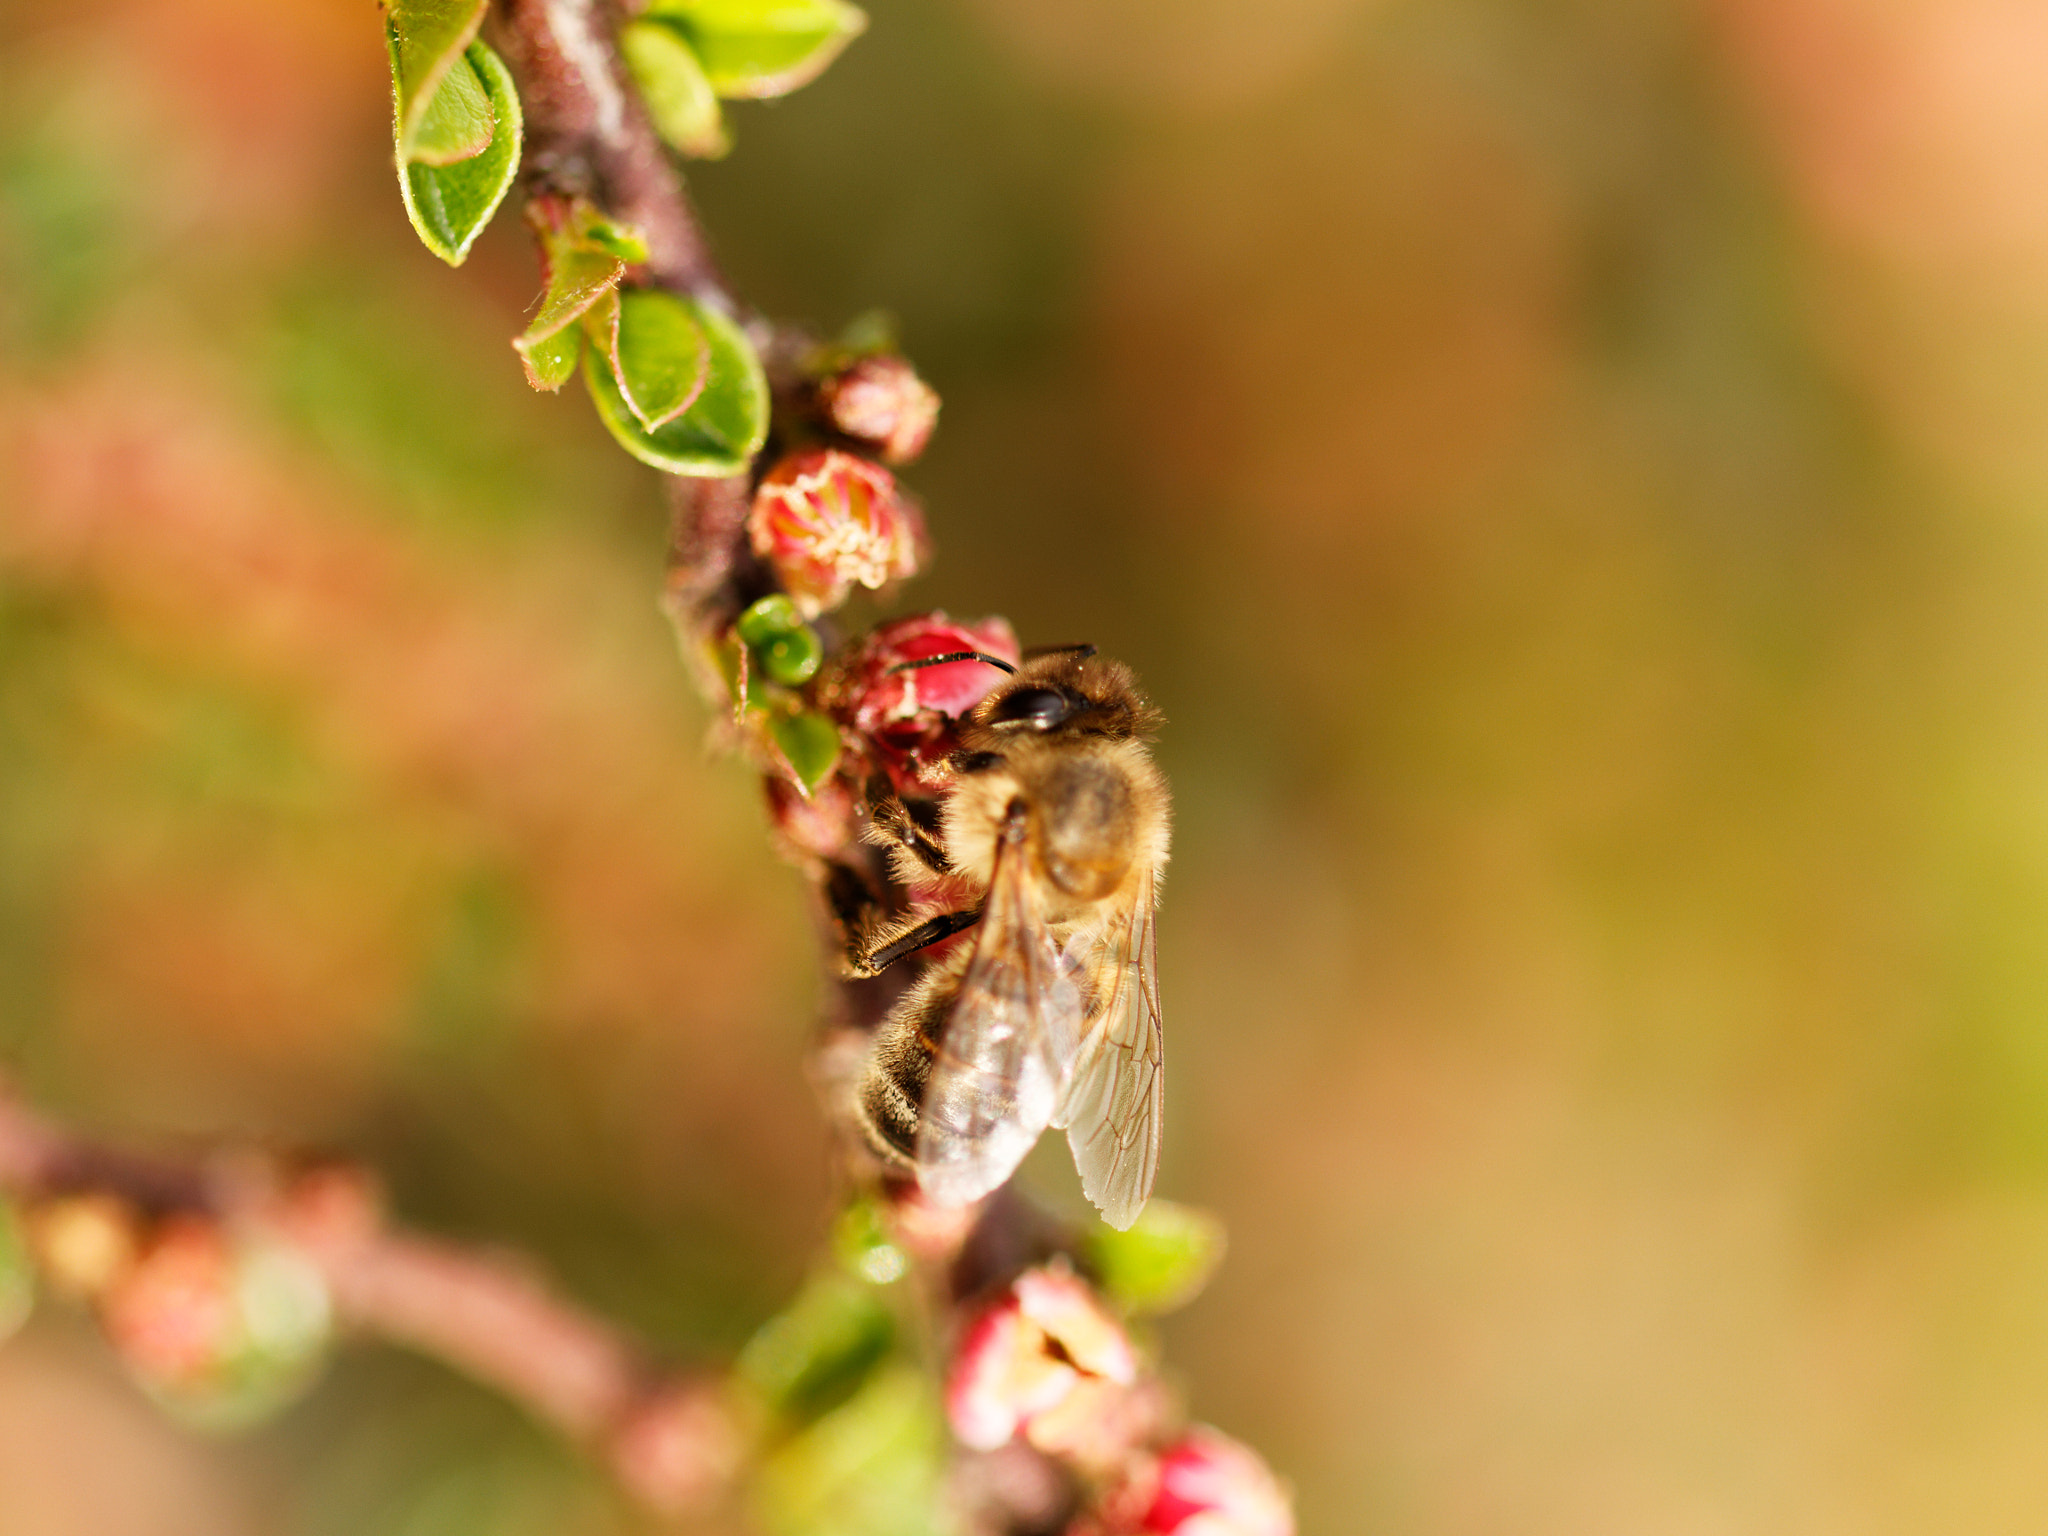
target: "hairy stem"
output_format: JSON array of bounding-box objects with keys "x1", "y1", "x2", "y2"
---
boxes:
[{"x1": 491, "y1": 0, "x2": 728, "y2": 300}]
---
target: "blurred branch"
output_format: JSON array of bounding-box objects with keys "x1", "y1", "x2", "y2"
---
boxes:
[{"x1": 0, "y1": 1081, "x2": 738, "y2": 1513}]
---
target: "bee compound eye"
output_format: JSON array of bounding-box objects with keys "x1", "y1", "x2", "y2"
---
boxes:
[{"x1": 988, "y1": 687, "x2": 1069, "y2": 730}]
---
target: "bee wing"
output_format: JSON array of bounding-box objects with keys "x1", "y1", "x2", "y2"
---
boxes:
[
  {"x1": 1052, "y1": 865, "x2": 1163, "y2": 1231},
  {"x1": 915, "y1": 831, "x2": 1084, "y2": 1207}
]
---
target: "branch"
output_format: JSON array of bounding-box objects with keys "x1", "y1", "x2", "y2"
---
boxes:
[
  {"x1": 0, "y1": 1082, "x2": 737, "y2": 1514},
  {"x1": 491, "y1": 0, "x2": 728, "y2": 300}
]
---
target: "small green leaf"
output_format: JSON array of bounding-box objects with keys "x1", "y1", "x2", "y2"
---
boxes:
[
  {"x1": 520, "y1": 324, "x2": 582, "y2": 391},
  {"x1": 396, "y1": 41, "x2": 523, "y2": 266},
  {"x1": 770, "y1": 710, "x2": 840, "y2": 792},
  {"x1": 589, "y1": 288, "x2": 710, "y2": 432},
  {"x1": 1083, "y1": 1199, "x2": 1227, "y2": 1316},
  {"x1": 515, "y1": 247, "x2": 621, "y2": 390},
  {"x1": 738, "y1": 1272, "x2": 895, "y2": 1426},
  {"x1": 644, "y1": 0, "x2": 867, "y2": 100},
  {"x1": 582, "y1": 293, "x2": 768, "y2": 475},
  {"x1": 714, "y1": 636, "x2": 772, "y2": 712},
  {"x1": 515, "y1": 198, "x2": 648, "y2": 390},
  {"x1": 387, "y1": 0, "x2": 491, "y2": 161},
  {"x1": 736, "y1": 593, "x2": 804, "y2": 646},
  {"x1": 579, "y1": 217, "x2": 650, "y2": 265},
  {"x1": 406, "y1": 38, "x2": 495, "y2": 164},
  {"x1": 621, "y1": 19, "x2": 730, "y2": 158},
  {"x1": 0, "y1": 1200, "x2": 33, "y2": 1347},
  {"x1": 752, "y1": 1366, "x2": 949, "y2": 1536}
]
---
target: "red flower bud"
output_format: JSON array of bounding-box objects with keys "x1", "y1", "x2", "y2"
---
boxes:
[
  {"x1": 832, "y1": 611, "x2": 1018, "y2": 794},
  {"x1": 947, "y1": 1261, "x2": 1138, "y2": 1454},
  {"x1": 97, "y1": 1215, "x2": 333, "y2": 1417},
  {"x1": 1116, "y1": 1428, "x2": 1294, "y2": 1536},
  {"x1": 100, "y1": 1217, "x2": 240, "y2": 1391},
  {"x1": 748, "y1": 449, "x2": 926, "y2": 616},
  {"x1": 819, "y1": 354, "x2": 941, "y2": 464},
  {"x1": 764, "y1": 772, "x2": 860, "y2": 862}
]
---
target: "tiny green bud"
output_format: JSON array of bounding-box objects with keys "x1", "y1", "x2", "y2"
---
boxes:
[
  {"x1": 760, "y1": 626, "x2": 823, "y2": 686},
  {"x1": 736, "y1": 593, "x2": 804, "y2": 646}
]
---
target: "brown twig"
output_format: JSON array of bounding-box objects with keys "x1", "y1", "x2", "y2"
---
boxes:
[
  {"x1": 491, "y1": 0, "x2": 727, "y2": 301},
  {"x1": 0, "y1": 1083, "x2": 738, "y2": 1513}
]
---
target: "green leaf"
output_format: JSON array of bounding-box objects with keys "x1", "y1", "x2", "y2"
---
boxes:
[
  {"x1": 588, "y1": 287, "x2": 710, "y2": 431},
  {"x1": 738, "y1": 1272, "x2": 895, "y2": 1426},
  {"x1": 387, "y1": 0, "x2": 491, "y2": 161},
  {"x1": 581, "y1": 293, "x2": 767, "y2": 475},
  {"x1": 514, "y1": 198, "x2": 649, "y2": 390},
  {"x1": 1082, "y1": 1199, "x2": 1227, "y2": 1316},
  {"x1": 515, "y1": 250, "x2": 621, "y2": 391},
  {"x1": 520, "y1": 324, "x2": 582, "y2": 391},
  {"x1": 620, "y1": 19, "x2": 730, "y2": 158},
  {"x1": 0, "y1": 1200, "x2": 32, "y2": 1347},
  {"x1": 396, "y1": 41, "x2": 523, "y2": 266},
  {"x1": 404, "y1": 35, "x2": 494, "y2": 165},
  {"x1": 578, "y1": 217, "x2": 650, "y2": 265},
  {"x1": 643, "y1": 0, "x2": 867, "y2": 100},
  {"x1": 769, "y1": 710, "x2": 840, "y2": 792},
  {"x1": 752, "y1": 1366, "x2": 950, "y2": 1536}
]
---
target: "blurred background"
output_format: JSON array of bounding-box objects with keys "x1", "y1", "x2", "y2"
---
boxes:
[{"x1": 9, "y1": 0, "x2": 2048, "y2": 1529}]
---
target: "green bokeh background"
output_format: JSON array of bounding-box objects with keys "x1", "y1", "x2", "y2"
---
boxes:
[{"x1": 10, "y1": 0, "x2": 2048, "y2": 1530}]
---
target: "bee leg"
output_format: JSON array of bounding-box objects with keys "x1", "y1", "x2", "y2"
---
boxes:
[
  {"x1": 850, "y1": 908, "x2": 983, "y2": 978},
  {"x1": 866, "y1": 785, "x2": 953, "y2": 876}
]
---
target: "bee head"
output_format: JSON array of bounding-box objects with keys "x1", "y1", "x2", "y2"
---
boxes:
[{"x1": 966, "y1": 649, "x2": 1159, "y2": 744}]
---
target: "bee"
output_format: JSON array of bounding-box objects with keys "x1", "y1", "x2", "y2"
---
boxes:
[{"x1": 851, "y1": 646, "x2": 1170, "y2": 1230}]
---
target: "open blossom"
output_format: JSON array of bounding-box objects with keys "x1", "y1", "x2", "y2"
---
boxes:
[
  {"x1": 819, "y1": 354, "x2": 941, "y2": 464},
  {"x1": 833, "y1": 611, "x2": 1019, "y2": 793},
  {"x1": 748, "y1": 449, "x2": 926, "y2": 616},
  {"x1": 948, "y1": 1261, "x2": 1138, "y2": 1454},
  {"x1": 1097, "y1": 1428, "x2": 1295, "y2": 1536}
]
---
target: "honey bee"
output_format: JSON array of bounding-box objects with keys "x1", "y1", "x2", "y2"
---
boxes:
[{"x1": 851, "y1": 647, "x2": 1170, "y2": 1230}]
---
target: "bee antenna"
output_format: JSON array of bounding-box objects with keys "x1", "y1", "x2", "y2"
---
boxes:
[
  {"x1": 1021, "y1": 642, "x2": 1097, "y2": 661},
  {"x1": 887, "y1": 651, "x2": 1017, "y2": 676}
]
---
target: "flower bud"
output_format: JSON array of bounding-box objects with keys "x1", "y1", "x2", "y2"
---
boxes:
[
  {"x1": 1112, "y1": 1428, "x2": 1295, "y2": 1536},
  {"x1": 947, "y1": 1261, "x2": 1137, "y2": 1455},
  {"x1": 748, "y1": 449, "x2": 926, "y2": 617},
  {"x1": 99, "y1": 1216, "x2": 238, "y2": 1392},
  {"x1": 831, "y1": 612, "x2": 1019, "y2": 794},
  {"x1": 98, "y1": 1216, "x2": 332, "y2": 1425},
  {"x1": 819, "y1": 355, "x2": 941, "y2": 464},
  {"x1": 764, "y1": 772, "x2": 860, "y2": 862}
]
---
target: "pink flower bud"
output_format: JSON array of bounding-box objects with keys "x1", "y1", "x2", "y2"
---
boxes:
[
  {"x1": 748, "y1": 449, "x2": 926, "y2": 617},
  {"x1": 832, "y1": 611, "x2": 1018, "y2": 794},
  {"x1": 764, "y1": 773, "x2": 859, "y2": 862},
  {"x1": 1130, "y1": 1428, "x2": 1295, "y2": 1536},
  {"x1": 100, "y1": 1217, "x2": 239, "y2": 1391},
  {"x1": 947, "y1": 1261, "x2": 1137, "y2": 1454},
  {"x1": 819, "y1": 355, "x2": 941, "y2": 464}
]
